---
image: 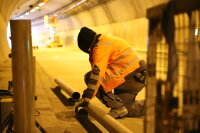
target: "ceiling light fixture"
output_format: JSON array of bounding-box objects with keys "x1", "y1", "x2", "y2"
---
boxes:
[
  {"x1": 195, "y1": 28, "x2": 199, "y2": 36},
  {"x1": 13, "y1": 0, "x2": 48, "y2": 19},
  {"x1": 61, "y1": 0, "x2": 87, "y2": 14},
  {"x1": 19, "y1": 15, "x2": 24, "y2": 18},
  {"x1": 38, "y1": 2, "x2": 45, "y2": 7},
  {"x1": 30, "y1": 8, "x2": 36, "y2": 13},
  {"x1": 25, "y1": 12, "x2": 30, "y2": 15},
  {"x1": 68, "y1": 0, "x2": 87, "y2": 10},
  {"x1": 35, "y1": 6, "x2": 40, "y2": 9}
]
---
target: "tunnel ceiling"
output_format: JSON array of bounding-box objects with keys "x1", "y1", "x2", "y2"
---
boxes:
[
  {"x1": 12, "y1": 0, "x2": 170, "y2": 21},
  {"x1": 12, "y1": 0, "x2": 111, "y2": 20},
  {"x1": 13, "y1": 0, "x2": 77, "y2": 20}
]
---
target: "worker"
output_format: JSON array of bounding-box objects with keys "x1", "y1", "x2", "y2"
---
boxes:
[{"x1": 75, "y1": 27, "x2": 146, "y2": 118}]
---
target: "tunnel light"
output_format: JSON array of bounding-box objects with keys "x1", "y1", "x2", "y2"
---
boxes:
[
  {"x1": 19, "y1": 15, "x2": 24, "y2": 18},
  {"x1": 13, "y1": 0, "x2": 49, "y2": 19},
  {"x1": 74, "y1": 36, "x2": 77, "y2": 45},
  {"x1": 195, "y1": 28, "x2": 198, "y2": 36},
  {"x1": 25, "y1": 12, "x2": 30, "y2": 15},
  {"x1": 74, "y1": 36, "x2": 77, "y2": 41},
  {"x1": 76, "y1": 0, "x2": 87, "y2": 6},
  {"x1": 65, "y1": 0, "x2": 87, "y2": 12},
  {"x1": 39, "y1": 2, "x2": 45, "y2": 7},
  {"x1": 30, "y1": 8, "x2": 36, "y2": 13},
  {"x1": 35, "y1": 6, "x2": 40, "y2": 9}
]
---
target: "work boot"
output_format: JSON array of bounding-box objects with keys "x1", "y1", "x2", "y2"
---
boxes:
[
  {"x1": 108, "y1": 106, "x2": 128, "y2": 119},
  {"x1": 126, "y1": 100, "x2": 145, "y2": 117}
]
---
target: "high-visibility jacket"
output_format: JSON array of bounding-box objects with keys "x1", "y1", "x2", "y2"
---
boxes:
[{"x1": 87, "y1": 34, "x2": 141, "y2": 94}]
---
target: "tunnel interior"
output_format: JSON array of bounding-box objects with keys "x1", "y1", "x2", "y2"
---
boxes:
[{"x1": 0, "y1": 0, "x2": 200, "y2": 133}]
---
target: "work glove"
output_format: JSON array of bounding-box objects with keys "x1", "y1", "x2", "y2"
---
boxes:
[
  {"x1": 75, "y1": 100, "x2": 89, "y2": 113},
  {"x1": 82, "y1": 88, "x2": 95, "y2": 99}
]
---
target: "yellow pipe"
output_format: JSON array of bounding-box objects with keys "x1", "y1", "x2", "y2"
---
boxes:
[
  {"x1": 85, "y1": 103, "x2": 133, "y2": 133},
  {"x1": 54, "y1": 78, "x2": 132, "y2": 133},
  {"x1": 54, "y1": 78, "x2": 81, "y2": 100}
]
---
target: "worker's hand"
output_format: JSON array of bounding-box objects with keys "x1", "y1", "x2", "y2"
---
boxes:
[
  {"x1": 82, "y1": 88, "x2": 95, "y2": 99},
  {"x1": 75, "y1": 99, "x2": 89, "y2": 113}
]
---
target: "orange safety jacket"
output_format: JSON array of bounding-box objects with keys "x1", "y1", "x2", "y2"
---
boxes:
[{"x1": 87, "y1": 34, "x2": 141, "y2": 94}]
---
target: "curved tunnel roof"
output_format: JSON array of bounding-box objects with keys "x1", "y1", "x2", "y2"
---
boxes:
[{"x1": 0, "y1": 0, "x2": 169, "y2": 62}]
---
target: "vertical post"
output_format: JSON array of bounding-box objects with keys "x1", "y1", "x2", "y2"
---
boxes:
[
  {"x1": 145, "y1": 4, "x2": 166, "y2": 133},
  {"x1": 10, "y1": 20, "x2": 35, "y2": 133}
]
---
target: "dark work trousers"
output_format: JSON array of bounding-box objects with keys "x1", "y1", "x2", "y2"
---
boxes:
[
  {"x1": 84, "y1": 61, "x2": 146, "y2": 117},
  {"x1": 96, "y1": 75, "x2": 145, "y2": 117}
]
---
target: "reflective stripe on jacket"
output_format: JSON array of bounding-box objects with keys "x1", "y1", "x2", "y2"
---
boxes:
[{"x1": 88, "y1": 34, "x2": 141, "y2": 93}]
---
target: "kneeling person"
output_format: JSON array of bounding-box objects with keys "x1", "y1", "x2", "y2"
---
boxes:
[{"x1": 75, "y1": 27, "x2": 146, "y2": 118}]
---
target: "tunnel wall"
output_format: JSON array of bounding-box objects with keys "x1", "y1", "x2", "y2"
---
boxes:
[
  {"x1": 32, "y1": 0, "x2": 169, "y2": 60},
  {"x1": 0, "y1": 0, "x2": 28, "y2": 62},
  {"x1": 0, "y1": 14, "x2": 9, "y2": 62},
  {"x1": 0, "y1": 0, "x2": 170, "y2": 63}
]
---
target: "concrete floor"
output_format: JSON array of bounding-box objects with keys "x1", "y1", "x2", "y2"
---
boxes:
[
  {"x1": 34, "y1": 46, "x2": 145, "y2": 133},
  {"x1": 0, "y1": 46, "x2": 145, "y2": 133}
]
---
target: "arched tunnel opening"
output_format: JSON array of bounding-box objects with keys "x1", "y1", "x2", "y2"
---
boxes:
[{"x1": 0, "y1": 0, "x2": 200, "y2": 133}]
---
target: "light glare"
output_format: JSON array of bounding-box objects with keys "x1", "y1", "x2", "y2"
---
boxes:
[
  {"x1": 25, "y1": 12, "x2": 29, "y2": 15},
  {"x1": 39, "y1": 3, "x2": 45, "y2": 7},
  {"x1": 195, "y1": 28, "x2": 198, "y2": 36},
  {"x1": 30, "y1": 8, "x2": 36, "y2": 13},
  {"x1": 35, "y1": 6, "x2": 40, "y2": 9},
  {"x1": 64, "y1": 0, "x2": 87, "y2": 12}
]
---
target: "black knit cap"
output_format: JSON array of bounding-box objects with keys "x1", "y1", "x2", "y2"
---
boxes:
[{"x1": 78, "y1": 27, "x2": 96, "y2": 53}]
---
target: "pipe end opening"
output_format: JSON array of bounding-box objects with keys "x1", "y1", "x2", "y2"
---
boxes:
[{"x1": 72, "y1": 92, "x2": 80, "y2": 100}]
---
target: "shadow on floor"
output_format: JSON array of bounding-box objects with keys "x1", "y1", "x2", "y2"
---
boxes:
[
  {"x1": 52, "y1": 87, "x2": 103, "y2": 133},
  {"x1": 51, "y1": 87, "x2": 76, "y2": 106},
  {"x1": 75, "y1": 109, "x2": 102, "y2": 133}
]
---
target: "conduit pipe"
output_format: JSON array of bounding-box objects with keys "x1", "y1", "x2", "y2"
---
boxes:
[
  {"x1": 54, "y1": 78, "x2": 132, "y2": 133},
  {"x1": 85, "y1": 103, "x2": 133, "y2": 133},
  {"x1": 54, "y1": 78, "x2": 80, "y2": 100},
  {"x1": 10, "y1": 20, "x2": 35, "y2": 133}
]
